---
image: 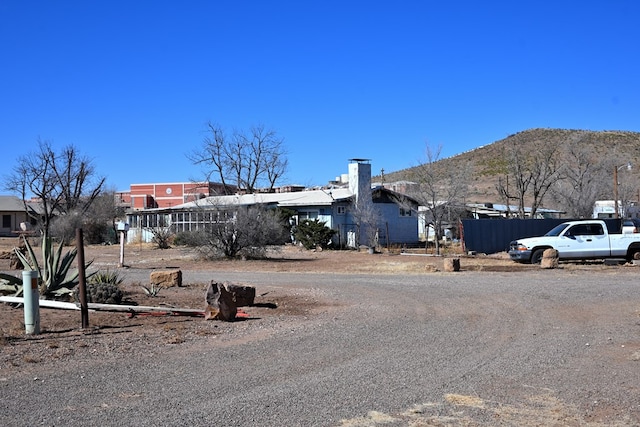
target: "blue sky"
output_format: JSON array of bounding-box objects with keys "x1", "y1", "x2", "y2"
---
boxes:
[{"x1": 1, "y1": 1, "x2": 639, "y2": 193}]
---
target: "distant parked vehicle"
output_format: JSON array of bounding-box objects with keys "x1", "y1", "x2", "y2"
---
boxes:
[{"x1": 622, "y1": 218, "x2": 640, "y2": 233}]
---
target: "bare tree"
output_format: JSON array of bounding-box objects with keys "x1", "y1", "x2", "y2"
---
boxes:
[
  {"x1": 496, "y1": 138, "x2": 562, "y2": 218},
  {"x1": 605, "y1": 156, "x2": 636, "y2": 218},
  {"x1": 3, "y1": 139, "x2": 105, "y2": 235},
  {"x1": 409, "y1": 144, "x2": 469, "y2": 255},
  {"x1": 496, "y1": 140, "x2": 530, "y2": 218},
  {"x1": 349, "y1": 194, "x2": 382, "y2": 250},
  {"x1": 189, "y1": 122, "x2": 288, "y2": 194},
  {"x1": 495, "y1": 175, "x2": 515, "y2": 217},
  {"x1": 549, "y1": 134, "x2": 608, "y2": 218}
]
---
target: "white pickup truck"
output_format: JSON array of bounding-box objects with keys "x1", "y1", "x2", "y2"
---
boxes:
[{"x1": 509, "y1": 219, "x2": 640, "y2": 264}]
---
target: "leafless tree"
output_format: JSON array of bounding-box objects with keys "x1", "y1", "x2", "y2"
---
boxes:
[
  {"x1": 349, "y1": 193, "x2": 382, "y2": 250},
  {"x1": 495, "y1": 175, "x2": 515, "y2": 217},
  {"x1": 603, "y1": 156, "x2": 637, "y2": 218},
  {"x1": 549, "y1": 134, "x2": 609, "y2": 218},
  {"x1": 409, "y1": 144, "x2": 470, "y2": 255},
  {"x1": 189, "y1": 122, "x2": 288, "y2": 194},
  {"x1": 3, "y1": 139, "x2": 105, "y2": 236},
  {"x1": 496, "y1": 138, "x2": 562, "y2": 218}
]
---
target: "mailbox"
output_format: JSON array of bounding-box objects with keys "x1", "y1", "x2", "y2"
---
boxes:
[{"x1": 116, "y1": 222, "x2": 130, "y2": 232}]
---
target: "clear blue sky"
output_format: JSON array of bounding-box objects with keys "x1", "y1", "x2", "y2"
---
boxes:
[{"x1": 2, "y1": 1, "x2": 639, "y2": 192}]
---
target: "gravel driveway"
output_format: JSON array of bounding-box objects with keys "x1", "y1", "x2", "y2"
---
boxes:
[{"x1": 1, "y1": 268, "x2": 639, "y2": 426}]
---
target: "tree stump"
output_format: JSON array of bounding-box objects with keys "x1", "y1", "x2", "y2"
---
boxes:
[{"x1": 540, "y1": 248, "x2": 559, "y2": 269}]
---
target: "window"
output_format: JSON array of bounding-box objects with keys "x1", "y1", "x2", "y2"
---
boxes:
[
  {"x1": 337, "y1": 206, "x2": 346, "y2": 215},
  {"x1": 298, "y1": 211, "x2": 319, "y2": 220},
  {"x1": 399, "y1": 207, "x2": 412, "y2": 217},
  {"x1": 567, "y1": 224, "x2": 603, "y2": 236},
  {"x1": 2, "y1": 215, "x2": 10, "y2": 228}
]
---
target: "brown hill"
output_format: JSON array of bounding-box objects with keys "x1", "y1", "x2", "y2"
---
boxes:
[{"x1": 378, "y1": 128, "x2": 640, "y2": 211}]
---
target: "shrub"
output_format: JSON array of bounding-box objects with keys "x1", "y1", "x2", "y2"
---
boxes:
[
  {"x1": 195, "y1": 206, "x2": 287, "y2": 259},
  {"x1": 148, "y1": 227, "x2": 173, "y2": 249},
  {"x1": 173, "y1": 230, "x2": 206, "y2": 247},
  {"x1": 294, "y1": 219, "x2": 336, "y2": 250}
]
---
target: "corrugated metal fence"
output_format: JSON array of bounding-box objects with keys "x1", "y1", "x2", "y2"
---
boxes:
[
  {"x1": 461, "y1": 218, "x2": 624, "y2": 255},
  {"x1": 461, "y1": 219, "x2": 568, "y2": 255}
]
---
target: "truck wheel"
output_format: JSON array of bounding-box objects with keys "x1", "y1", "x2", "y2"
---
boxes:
[
  {"x1": 628, "y1": 250, "x2": 640, "y2": 261},
  {"x1": 531, "y1": 249, "x2": 545, "y2": 264}
]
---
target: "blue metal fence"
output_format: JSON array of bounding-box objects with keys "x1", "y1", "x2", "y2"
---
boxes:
[
  {"x1": 461, "y1": 218, "x2": 625, "y2": 254},
  {"x1": 461, "y1": 219, "x2": 569, "y2": 254}
]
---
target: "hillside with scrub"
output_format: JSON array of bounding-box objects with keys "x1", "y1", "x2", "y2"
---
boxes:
[{"x1": 380, "y1": 128, "x2": 640, "y2": 217}]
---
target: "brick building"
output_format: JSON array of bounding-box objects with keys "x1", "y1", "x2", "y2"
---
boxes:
[{"x1": 117, "y1": 182, "x2": 231, "y2": 211}]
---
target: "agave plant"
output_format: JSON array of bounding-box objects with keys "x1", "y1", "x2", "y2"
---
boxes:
[
  {"x1": 14, "y1": 232, "x2": 94, "y2": 299},
  {"x1": 89, "y1": 269, "x2": 124, "y2": 285},
  {"x1": 140, "y1": 283, "x2": 163, "y2": 297},
  {"x1": 0, "y1": 272, "x2": 23, "y2": 296}
]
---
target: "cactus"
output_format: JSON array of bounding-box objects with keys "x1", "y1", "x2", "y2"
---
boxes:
[{"x1": 79, "y1": 282, "x2": 124, "y2": 304}]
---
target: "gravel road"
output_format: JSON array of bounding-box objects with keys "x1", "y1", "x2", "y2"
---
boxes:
[{"x1": 1, "y1": 268, "x2": 639, "y2": 426}]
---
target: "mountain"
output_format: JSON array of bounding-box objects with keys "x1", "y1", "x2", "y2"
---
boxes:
[{"x1": 378, "y1": 128, "x2": 640, "y2": 211}]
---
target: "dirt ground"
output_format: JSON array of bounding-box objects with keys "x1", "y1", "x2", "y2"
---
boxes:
[
  {"x1": 0, "y1": 235, "x2": 620, "y2": 366},
  {"x1": 2, "y1": 237, "x2": 640, "y2": 425}
]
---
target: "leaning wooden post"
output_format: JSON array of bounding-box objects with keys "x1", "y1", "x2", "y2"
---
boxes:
[{"x1": 76, "y1": 228, "x2": 89, "y2": 329}]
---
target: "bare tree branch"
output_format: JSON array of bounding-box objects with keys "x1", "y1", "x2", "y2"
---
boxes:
[
  {"x1": 549, "y1": 133, "x2": 607, "y2": 218},
  {"x1": 190, "y1": 122, "x2": 288, "y2": 193},
  {"x1": 409, "y1": 143, "x2": 470, "y2": 255},
  {"x1": 3, "y1": 138, "x2": 105, "y2": 236}
]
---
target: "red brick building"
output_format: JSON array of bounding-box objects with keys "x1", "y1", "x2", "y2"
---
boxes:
[{"x1": 117, "y1": 182, "x2": 230, "y2": 210}]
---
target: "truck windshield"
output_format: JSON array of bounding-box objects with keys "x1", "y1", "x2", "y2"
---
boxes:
[{"x1": 545, "y1": 224, "x2": 569, "y2": 236}]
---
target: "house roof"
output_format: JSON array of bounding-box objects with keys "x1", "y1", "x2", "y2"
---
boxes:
[
  {"x1": 169, "y1": 188, "x2": 355, "y2": 211},
  {"x1": 0, "y1": 195, "x2": 42, "y2": 214},
  {"x1": 133, "y1": 185, "x2": 420, "y2": 214},
  {"x1": 0, "y1": 195, "x2": 27, "y2": 211}
]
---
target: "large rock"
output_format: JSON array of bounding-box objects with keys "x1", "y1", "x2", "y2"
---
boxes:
[
  {"x1": 225, "y1": 283, "x2": 256, "y2": 307},
  {"x1": 540, "y1": 248, "x2": 559, "y2": 269},
  {"x1": 150, "y1": 269, "x2": 182, "y2": 287},
  {"x1": 443, "y1": 257, "x2": 461, "y2": 272},
  {"x1": 204, "y1": 281, "x2": 237, "y2": 321}
]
